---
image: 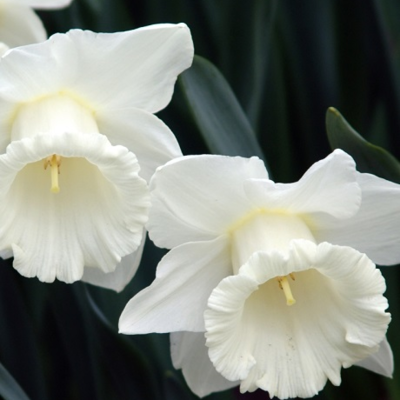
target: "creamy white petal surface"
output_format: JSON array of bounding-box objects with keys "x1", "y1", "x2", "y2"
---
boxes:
[
  {"x1": 0, "y1": 24, "x2": 193, "y2": 113},
  {"x1": 81, "y1": 230, "x2": 147, "y2": 292},
  {"x1": 13, "y1": 0, "x2": 73, "y2": 9},
  {"x1": 355, "y1": 337, "x2": 393, "y2": 378},
  {"x1": 244, "y1": 150, "x2": 361, "y2": 219},
  {"x1": 313, "y1": 173, "x2": 400, "y2": 265},
  {"x1": 0, "y1": 133, "x2": 149, "y2": 283},
  {"x1": 119, "y1": 235, "x2": 231, "y2": 333},
  {"x1": 0, "y1": 0, "x2": 72, "y2": 48},
  {"x1": 205, "y1": 241, "x2": 390, "y2": 398},
  {"x1": 97, "y1": 108, "x2": 181, "y2": 181},
  {"x1": 170, "y1": 332, "x2": 238, "y2": 398},
  {"x1": 0, "y1": 3, "x2": 46, "y2": 48},
  {"x1": 148, "y1": 155, "x2": 268, "y2": 249}
]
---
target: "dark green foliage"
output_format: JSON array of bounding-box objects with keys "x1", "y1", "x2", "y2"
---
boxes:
[{"x1": 2, "y1": 1, "x2": 400, "y2": 399}]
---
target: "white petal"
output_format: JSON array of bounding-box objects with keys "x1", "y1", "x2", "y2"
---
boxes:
[
  {"x1": 81, "y1": 229, "x2": 146, "y2": 292},
  {"x1": 0, "y1": 132, "x2": 149, "y2": 283},
  {"x1": 18, "y1": 0, "x2": 73, "y2": 9},
  {"x1": 170, "y1": 332, "x2": 238, "y2": 398},
  {"x1": 355, "y1": 337, "x2": 393, "y2": 378},
  {"x1": 0, "y1": 42, "x2": 9, "y2": 56},
  {"x1": 205, "y1": 240, "x2": 390, "y2": 399},
  {"x1": 0, "y1": 24, "x2": 193, "y2": 107},
  {"x1": 11, "y1": 93, "x2": 99, "y2": 142},
  {"x1": 230, "y1": 212, "x2": 316, "y2": 274},
  {"x1": 244, "y1": 149, "x2": 361, "y2": 219},
  {"x1": 0, "y1": 33, "x2": 80, "y2": 103},
  {"x1": 119, "y1": 235, "x2": 231, "y2": 334},
  {"x1": 97, "y1": 108, "x2": 182, "y2": 182},
  {"x1": 148, "y1": 155, "x2": 268, "y2": 249},
  {"x1": 0, "y1": 3, "x2": 46, "y2": 48},
  {"x1": 1, "y1": 0, "x2": 72, "y2": 9},
  {"x1": 314, "y1": 173, "x2": 400, "y2": 265},
  {"x1": 67, "y1": 24, "x2": 193, "y2": 112}
]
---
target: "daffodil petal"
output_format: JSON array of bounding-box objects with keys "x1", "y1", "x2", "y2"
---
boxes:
[
  {"x1": 313, "y1": 172, "x2": 400, "y2": 265},
  {"x1": 148, "y1": 155, "x2": 268, "y2": 249},
  {"x1": 97, "y1": 108, "x2": 182, "y2": 182},
  {"x1": 15, "y1": 0, "x2": 73, "y2": 9},
  {"x1": 81, "y1": 229, "x2": 146, "y2": 292},
  {"x1": 355, "y1": 337, "x2": 393, "y2": 378},
  {"x1": 0, "y1": 24, "x2": 193, "y2": 124},
  {"x1": 170, "y1": 332, "x2": 238, "y2": 398},
  {"x1": 205, "y1": 240, "x2": 390, "y2": 399},
  {"x1": 244, "y1": 149, "x2": 361, "y2": 219},
  {"x1": 68, "y1": 24, "x2": 193, "y2": 112},
  {"x1": 0, "y1": 3, "x2": 46, "y2": 48},
  {"x1": 0, "y1": 33, "x2": 78, "y2": 107},
  {"x1": 0, "y1": 132, "x2": 149, "y2": 283},
  {"x1": 119, "y1": 235, "x2": 231, "y2": 334}
]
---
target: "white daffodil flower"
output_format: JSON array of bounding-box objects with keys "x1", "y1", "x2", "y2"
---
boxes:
[
  {"x1": 119, "y1": 150, "x2": 399, "y2": 398},
  {"x1": 0, "y1": 0, "x2": 73, "y2": 49},
  {"x1": 0, "y1": 24, "x2": 193, "y2": 290},
  {"x1": 0, "y1": 132, "x2": 149, "y2": 284}
]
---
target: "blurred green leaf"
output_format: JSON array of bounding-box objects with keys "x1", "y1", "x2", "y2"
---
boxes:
[
  {"x1": 48, "y1": 283, "x2": 105, "y2": 400},
  {"x1": 326, "y1": 107, "x2": 400, "y2": 183},
  {"x1": 86, "y1": 290, "x2": 160, "y2": 400},
  {"x1": 0, "y1": 263, "x2": 47, "y2": 400},
  {"x1": 0, "y1": 363, "x2": 31, "y2": 400},
  {"x1": 179, "y1": 55, "x2": 267, "y2": 166},
  {"x1": 163, "y1": 371, "x2": 193, "y2": 400}
]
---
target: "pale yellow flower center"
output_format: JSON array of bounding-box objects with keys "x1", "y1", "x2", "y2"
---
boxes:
[
  {"x1": 230, "y1": 211, "x2": 316, "y2": 306},
  {"x1": 277, "y1": 274, "x2": 296, "y2": 306},
  {"x1": 10, "y1": 92, "x2": 99, "y2": 195},
  {"x1": 44, "y1": 154, "x2": 62, "y2": 193}
]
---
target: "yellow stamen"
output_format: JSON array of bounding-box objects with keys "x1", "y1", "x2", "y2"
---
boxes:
[
  {"x1": 44, "y1": 154, "x2": 61, "y2": 193},
  {"x1": 277, "y1": 276, "x2": 296, "y2": 306}
]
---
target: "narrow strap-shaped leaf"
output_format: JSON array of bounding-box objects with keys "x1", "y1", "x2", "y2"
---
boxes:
[
  {"x1": 0, "y1": 262, "x2": 47, "y2": 400},
  {"x1": 179, "y1": 55, "x2": 267, "y2": 165},
  {"x1": 85, "y1": 288, "x2": 161, "y2": 400},
  {"x1": 0, "y1": 363, "x2": 31, "y2": 400},
  {"x1": 326, "y1": 107, "x2": 400, "y2": 183}
]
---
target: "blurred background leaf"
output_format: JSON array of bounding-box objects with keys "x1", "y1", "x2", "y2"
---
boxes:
[
  {"x1": 179, "y1": 55, "x2": 266, "y2": 163},
  {"x1": 326, "y1": 107, "x2": 400, "y2": 183},
  {"x1": 0, "y1": 363, "x2": 31, "y2": 400},
  {"x1": 3, "y1": 0, "x2": 400, "y2": 399}
]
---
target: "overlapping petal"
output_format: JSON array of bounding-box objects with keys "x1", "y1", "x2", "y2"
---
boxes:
[
  {"x1": 355, "y1": 338, "x2": 393, "y2": 378},
  {"x1": 81, "y1": 230, "x2": 146, "y2": 292},
  {"x1": 244, "y1": 149, "x2": 361, "y2": 220},
  {"x1": 170, "y1": 332, "x2": 238, "y2": 398},
  {"x1": 0, "y1": 132, "x2": 149, "y2": 283},
  {"x1": 205, "y1": 240, "x2": 390, "y2": 398},
  {"x1": 313, "y1": 172, "x2": 400, "y2": 265},
  {"x1": 68, "y1": 24, "x2": 194, "y2": 112},
  {"x1": 15, "y1": 0, "x2": 73, "y2": 9},
  {"x1": 0, "y1": 3, "x2": 46, "y2": 48},
  {"x1": 119, "y1": 235, "x2": 231, "y2": 334},
  {"x1": 97, "y1": 108, "x2": 182, "y2": 181},
  {"x1": 148, "y1": 155, "x2": 268, "y2": 249},
  {"x1": 0, "y1": 25, "x2": 193, "y2": 112}
]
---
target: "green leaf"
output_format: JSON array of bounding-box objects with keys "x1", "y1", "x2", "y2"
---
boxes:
[
  {"x1": 179, "y1": 56, "x2": 267, "y2": 165},
  {"x1": 0, "y1": 363, "x2": 30, "y2": 400},
  {"x1": 85, "y1": 290, "x2": 160, "y2": 400},
  {"x1": 0, "y1": 263, "x2": 47, "y2": 400},
  {"x1": 326, "y1": 107, "x2": 400, "y2": 183}
]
